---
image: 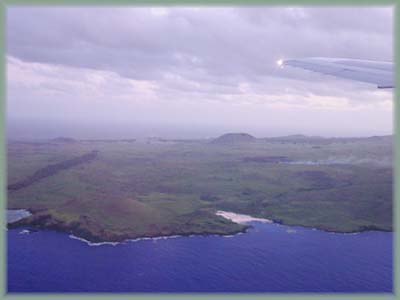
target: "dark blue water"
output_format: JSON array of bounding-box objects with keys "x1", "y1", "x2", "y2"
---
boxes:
[{"x1": 7, "y1": 222, "x2": 393, "y2": 293}]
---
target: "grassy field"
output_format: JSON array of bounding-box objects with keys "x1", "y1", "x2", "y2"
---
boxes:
[{"x1": 7, "y1": 134, "x2": 393, "y2": 241}]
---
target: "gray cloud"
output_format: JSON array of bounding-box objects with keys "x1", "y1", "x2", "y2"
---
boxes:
[
  {"x1": 7, "y1": 7, "x2": 393, "y2": 80},
  {"x1": 6, "y1": 6, "x2": 394, "y2": 139}
]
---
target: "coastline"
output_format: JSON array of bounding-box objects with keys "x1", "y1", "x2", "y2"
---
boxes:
[
  {"x1": 7, "y1": 210, "x2": 250, "y2": 244},
  {"x1": 215, "y1": 210, "x2": 392, "y2": 234},
  {"x1": 7, "y1": 208, "x2": 392, "y2": 245},
  {"x1": 7, "y1": 209, "x2": 32, "y2": 223},
  {"x1": 69, "y1": 233, "x2": 206, "y2": 247},
  {"x1": 216, "y1": 210, "x2": 273, "y2": 224}
]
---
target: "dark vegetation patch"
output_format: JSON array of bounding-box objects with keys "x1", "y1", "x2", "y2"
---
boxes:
[
  {"x1": 243, "y1": 156, "x2": 291, "y2": 163},
  {"x1": 200, "y1": 193, "x2": 221, "y2": 202},
  {"x1": 295, "y1": 170, "x2": 335, "y2": 189},
  {"x1": 52, "y1": 137, "x2": 76, "y2": 143},
  {"x1": 82, "y1": 139, "x2": 136, "y2": 143},
  {"x1": 295, "y1": 170, "x2": 353, "y2": 191},
  {"x1": 8, "y1": 150, "x2": 99, "y2": 191}
]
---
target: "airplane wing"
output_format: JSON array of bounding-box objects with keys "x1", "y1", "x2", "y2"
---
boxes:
[{"x1": 281, "y1": 57, "x2": 394, "y2": 89}]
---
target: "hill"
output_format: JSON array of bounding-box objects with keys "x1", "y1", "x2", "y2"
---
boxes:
[{"x1": 211, "y1": 133, "x2": 256, "y2": 144}]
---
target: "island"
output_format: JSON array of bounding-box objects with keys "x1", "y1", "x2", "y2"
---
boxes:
[{"x1": 7, "y1": 133, "x2": 393, "y2": 242}]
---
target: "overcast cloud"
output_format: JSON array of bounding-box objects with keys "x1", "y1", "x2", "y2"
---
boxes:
[{"x1": 6, "y1": 6, "x2": 394, "y2": 139}]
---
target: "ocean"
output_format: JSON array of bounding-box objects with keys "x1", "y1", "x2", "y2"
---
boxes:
[{"x1": 7, "y1": 221, "x2": 392, "y2": 293}]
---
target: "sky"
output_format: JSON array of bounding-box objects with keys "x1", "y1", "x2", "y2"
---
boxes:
[{"x1": 6, "y1": 6, "x2": 394, "y2": 139}]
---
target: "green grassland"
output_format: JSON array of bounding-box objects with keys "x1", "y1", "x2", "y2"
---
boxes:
[{"x1": 7, "y1": 135, "x2": 393, "y2": 242}]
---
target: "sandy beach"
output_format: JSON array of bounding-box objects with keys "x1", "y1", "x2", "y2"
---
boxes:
[{"x1": 216, "y1": 210, "x2": 272, "y2": 224}]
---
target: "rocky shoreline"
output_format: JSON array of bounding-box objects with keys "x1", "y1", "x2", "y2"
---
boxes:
[
  {"x1": 7, "y1": 208, "x2": 392, "y2": 244},
  {"x1": 7, "y1": 210, "x2": 250, "y2": 243}
]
